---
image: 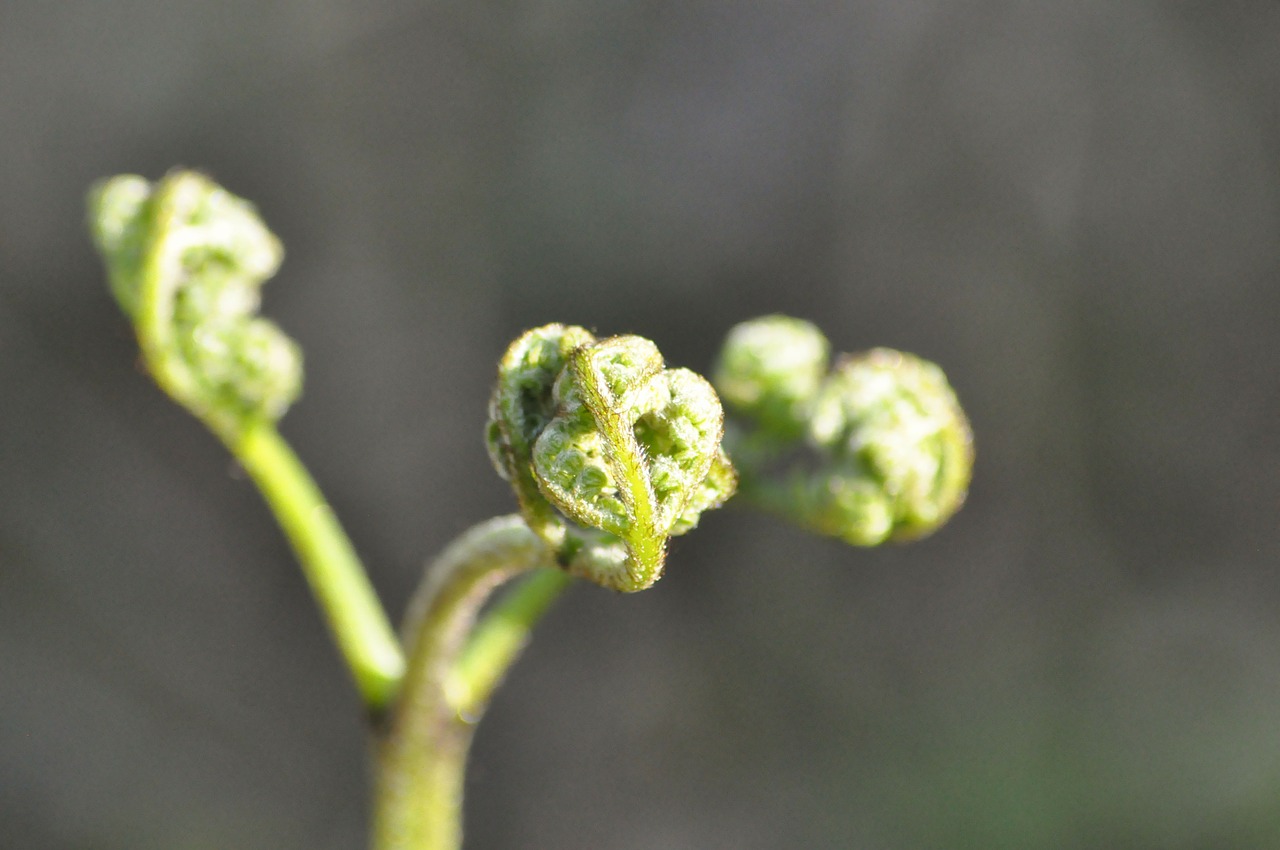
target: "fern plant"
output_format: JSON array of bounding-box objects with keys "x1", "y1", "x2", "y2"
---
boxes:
[{"x1": 89, "y1": 170, "x2": 973, "y2": 850}]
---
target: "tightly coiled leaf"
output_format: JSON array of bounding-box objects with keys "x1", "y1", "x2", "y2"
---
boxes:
[
  {"x1": 715, "y1": 315, "x2": 972, "y2": 545},
  {"x1": 89, "y1": 172, "x2": 301, "y2": 439},
  {"x1": 487, "y1": 325, "x2": 736, "y2": 591}
]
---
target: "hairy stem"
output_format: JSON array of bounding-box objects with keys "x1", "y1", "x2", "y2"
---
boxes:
[
  {"x1": 372, "y1": 516, "x2": 566, "y2": 850},
  {"x1": 448, "y1": 567, "x2": 574, "y2": 720},
  {"x1": 232, "y1": 422, "x2": 405, "y2": 710}
]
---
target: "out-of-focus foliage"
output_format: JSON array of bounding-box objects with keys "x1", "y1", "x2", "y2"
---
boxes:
[{"x1": 716, "y1": 315, "x2": 972, "y2": 546}]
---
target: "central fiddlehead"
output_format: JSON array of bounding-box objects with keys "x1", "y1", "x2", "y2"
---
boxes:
[{"x1": 486, "y1": 325, "x2": 737, "y2": 591}]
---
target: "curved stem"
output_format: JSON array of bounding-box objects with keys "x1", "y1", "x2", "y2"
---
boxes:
[
  {"x1": 231, "y1": 421, "x2": 405, "y2": 710},
  {"x1": 372, "y1": 516, "x2": 566, "y2": 850},
  {"x1": 448, "y1": 568, "x2": 573, "y2": 720}
]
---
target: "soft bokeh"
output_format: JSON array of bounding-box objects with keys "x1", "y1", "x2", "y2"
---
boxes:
[{"x1": 4, "y1": 3, "x2": 1280, "y2": 848}]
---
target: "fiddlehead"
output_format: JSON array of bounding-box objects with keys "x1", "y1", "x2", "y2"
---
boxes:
[
  {"x1": 88, "y1": 171, "x2": 301, "y2": 443},
  {"x1": 486, "y1": 325, "x2": 737, "y2": 591},
  {"x1": 714, "y1": 315, "x2": 973, "y2": 545},
  {"x1": 88, "y1": 172, "x2": 403, "y2": 710}
]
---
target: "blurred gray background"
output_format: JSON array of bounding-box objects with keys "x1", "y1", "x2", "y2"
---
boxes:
[{"x1": 4, "y1": 2, "x2": 1280, "y2": 848}]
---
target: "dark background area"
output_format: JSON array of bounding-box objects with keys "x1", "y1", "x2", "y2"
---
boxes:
[{"x1": 4, "y1": 2, "x2": 1280, "y2": 848}]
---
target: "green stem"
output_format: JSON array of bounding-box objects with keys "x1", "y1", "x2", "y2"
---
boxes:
[
  {"x1": 448, "y1": 568, "x2": 573, "y2": 720},
  {"x1": 231, "y1": 422, "x2": 405, "y2": 710},
  {"x1": 372, "y1": 516, "x2": 566, "y2": 850}
]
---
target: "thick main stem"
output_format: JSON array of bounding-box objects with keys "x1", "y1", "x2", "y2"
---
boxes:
[{"x1": 372, "y1": 516, "x2": 565, "y2": 850}]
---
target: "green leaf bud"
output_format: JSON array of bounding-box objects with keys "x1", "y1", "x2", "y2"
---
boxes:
[
  {"x1": 88, "y1": 175, "x2": 152, "y2": 318},
  {"x1": 714, "y1": 317, "x2": 972, "y2": 546},
  {"x1": 669, "y1": 447, "x2": 737, "y2": 536},
  {"x1": 487, "y1": 326, "x2": 737, "y2": 591},
  {"x1": 185, "y1": 317, "x2": 302, "y2": 423},
  {"x1": 713, "y1": 314, "x2": 830, "y2": 440},
  {"x1": 485, "y1": 323, "x2": 599, "y2": 546},
  {"x1": 87, "y1": 171, "x2": 300, "y2": 440},
  {"x1": 803, "y1": 349, "x2": 973, "y2": 544}
]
